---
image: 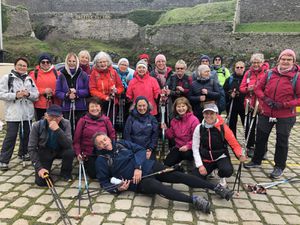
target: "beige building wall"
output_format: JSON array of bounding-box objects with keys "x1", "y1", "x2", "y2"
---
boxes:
[{"x1": 0, "y1": 63, "x2": 14, "y2": 120}]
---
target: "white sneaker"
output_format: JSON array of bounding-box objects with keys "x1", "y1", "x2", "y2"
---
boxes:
[{"x1": 219, "y1": 177, "x2": 227, "y2": 187}]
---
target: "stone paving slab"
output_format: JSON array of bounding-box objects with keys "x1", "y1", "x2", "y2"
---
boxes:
[{"x1": 0, "y1": 121, "x2": 300, "y2": 224}]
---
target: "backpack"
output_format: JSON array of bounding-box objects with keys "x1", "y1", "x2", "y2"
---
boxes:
[
  {"x1": 266, "y1": 70, "x2": 299, "y2": 98},
  {"x1": 8, "y1": 73, "x2": 34, "y2": 92},
  {"x1": 210, "y1": 79, "x2": 226, "y2": 112}
]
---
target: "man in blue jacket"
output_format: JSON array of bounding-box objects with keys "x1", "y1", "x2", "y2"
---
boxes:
[{"x1": 94, "y1": 132, "x2": 234, "y2": 214}]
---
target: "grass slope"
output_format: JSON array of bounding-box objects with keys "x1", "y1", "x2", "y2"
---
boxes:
[
  {"x1": 236, "y1": 22, "x2": 300, "y2": 33},
  {"x1": 156, "y1": 0, "x2": 235, "y2": 25}
]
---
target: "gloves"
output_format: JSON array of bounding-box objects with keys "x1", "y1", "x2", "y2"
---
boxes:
[
  {"x1": 262, "y1": 96, "x2": 274, "y2": 107},
  {"x1": 273, "y1": 102, "x2": 284, "y2": 109}
]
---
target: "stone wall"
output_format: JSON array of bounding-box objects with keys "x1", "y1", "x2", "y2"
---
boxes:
[
  {"x1": 3, "y1": 5, "x2": 33, "y2": 37},
  {"x1": 141, "y1": 24, "x2": 300, "y2": 56},
  {"x1": 240, "y1": 0, "x2": 300, "y2": 23},
  {"x1": 30, "y1": 13, "x2": 139, "y2": 41},
  {"x1": 4, "y1": 0, "x2": 209, "y2": 13}
]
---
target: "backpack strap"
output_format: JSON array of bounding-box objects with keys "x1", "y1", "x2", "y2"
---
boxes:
[
  {"x1": 266, "y1": 70, "x2": 273, "y2": 83},
  {"x1": 53, "y1": 69, "x2": 58, "y2": 79},
  {"x1": 7, "y1": 73, "x2": 14, "y2": 92},
  {"x1": 291, "y1": 72, "x2": 299, "y2": 98},
  {"x1": 228, "y1": 75, "x2": 233, "y2": 87},
  {"x1": 34, "y1": 69, "x2": 39, "y2": 81}
]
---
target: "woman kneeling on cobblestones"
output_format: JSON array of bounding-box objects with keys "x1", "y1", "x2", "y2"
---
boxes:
[{"x1": 94, "y1": 132, "x2": 234, "y2": 214}]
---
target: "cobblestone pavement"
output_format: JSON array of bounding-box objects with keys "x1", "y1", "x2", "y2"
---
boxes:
[{"x1": 0, "y1": 119, "x2": 300, "y2": 225}]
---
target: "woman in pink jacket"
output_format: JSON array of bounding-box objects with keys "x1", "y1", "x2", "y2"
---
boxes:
[
  {"x1": 161, "y1": 97, "x2": 199, "y2": 166},
  {"x1": 239, "y1": 53, "x2": 269, "y2": 157},
  {"x1": 244, "y1": 49, "x2": 300, "y2": 179},
  {"x1": 126, "y1": 59, "x2": 160, "y2": 116}
]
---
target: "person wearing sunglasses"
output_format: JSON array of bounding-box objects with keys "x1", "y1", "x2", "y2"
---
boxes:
[
  {"x1": 223, "y1": 61, "x2": 246, "y2": 137},
  {"x1": 29, "y1": 53, "x2": 61, "y2": 120}
]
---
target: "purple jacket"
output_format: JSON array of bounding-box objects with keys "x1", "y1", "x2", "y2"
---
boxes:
[
  {"x1": 55, "y1": 68, "x2": 89, "y2": 111},
  {"x1": 73, "y1": 113, "x2": 116, "y2": 156},
  {"x1": 166, "y1": 112, "x2": 199, "y2": 149}
]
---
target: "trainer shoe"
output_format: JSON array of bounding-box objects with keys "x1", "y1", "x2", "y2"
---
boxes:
[
  {"x1": 192, "y1": 195, "x2": 211, "y2": 214},
  {"x1": 219, "y1": 177, "x2": 227, "y2": 187},
  {"x1": 270, "y1": 167, "x2": 283, "y2": 179},
  {"x1": 60, "y1": 174, "x2": 73, "y2": 182},
  {"x1": 0, "y1": 162, "x2": 8, "y2": 171},
  {"x1": 244, "y1": 161, "x2": 261, "y2": 169},
  {"x1": 214, "y1": 183, "x2": 234, "y2": 201},
  {"x1": 18, "y1": 153, "x2": 31, "y2": 161}
]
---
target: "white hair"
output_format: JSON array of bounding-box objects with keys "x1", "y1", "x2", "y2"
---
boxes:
[{"x1": 93, "y1": 51, "x2": 113, "y2": 66}]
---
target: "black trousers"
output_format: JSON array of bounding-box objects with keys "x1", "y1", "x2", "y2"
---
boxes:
[
  {"x1": 0, "y1": 121, "x2": 31, "y2": 164},
  {"x1": 192, "y1": 157, "x2": 234, "y2": 179},
  {"x1": 35, "y1": 147, "x2": 74, "y2": 186},
  {"x1": 137, "y1": 161, "x2": 215, "y2": 203},
  {"x1": 83, "y1": 156, "x2": 97, "y2": 179},
  {"x1": 226, "y1": 103, "x2": 245, "y2": 137},
  {"x1": 35, "y1": 108, "x2": 47, "y2": 121},
  {"x1": 252, "y1": 115, "x2": 296, "y2": 170},
  {"x1": 63, "y1": 110, "x2": 86, "y2": 137},
  {"x1": 164, "y1": 147, "x2": 194, "y2": 167}
]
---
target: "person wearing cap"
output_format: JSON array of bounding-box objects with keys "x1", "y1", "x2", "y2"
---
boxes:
[
  {"x1": 123, "y1": 96, "x2": 159, "y2": 160},
  {"x1": 89, "y1": 51, "x2": 124, "y2": 121},
  {"x1": 138, "y1": 53, "x2": 153, "y2": 72},
  {"x1": 55, "y1": 52, "x2": 90, "y2": 137},
  {"x1": 126, "y1": 59, "x2": 160, "y2": 116},
  {"x1": 94, "y1": 132, "x2": 235, "y2": 215},
  {"x1": 244, "y1": 49, "x2": 300, "y2": 179},
  {"x1": 192, "y1": 103, "x2": 247, "y2": 187},
  {"x1": 211, "y1": 55, "x2": 230, "y2": 86},
  {"x1": 78, "y1": 50, "x2": 91, "y2": 76},
  {"x1": 189, "y1": 65, "x2": 221, "y2": 121},
  {"x1": 29, "y1": 53, "x2": 61, "y2": 120},
  {"x1": 240, "y1": 53, "x2": 270, "y2": 158},
  {"x1": 0, "y1": 57, "x2": 39, "y2": 170},
  {"x1": 28, "y1": 104, "x2": 74, "y2": 186}
]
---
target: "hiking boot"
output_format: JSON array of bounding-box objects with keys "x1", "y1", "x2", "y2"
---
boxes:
[
  {"x1": 18, "y1": 153, "x2": 30, "y2": 161},
  {"x1": 60, "y1": 174, "x2": 73, "y2": 182},
  {"x1": 219, "y1": 177, "x2": 227, "y2": 187},
  {"x1": 247, "y1": 147, "x2": 254, "y2": 158},
  {"x1": 270, "y1": 167, "x2": 283, "y2": 179},
  {"x1": 244, "y1": 161, "x2": 261, "y2": 169},
  {"x1": 214, "y1": 183, "x2": 234, "y2": 201},
  {"x1": 192, "y1": 196, "x2": 211, "y2": 214},
  {"x1": 0, "y1": 162, "x2": 8, "y2": 171}
]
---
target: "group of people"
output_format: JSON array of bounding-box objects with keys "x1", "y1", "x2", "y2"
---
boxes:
[{"x1": 0, "y1": 48, "x2": 299, "y2": 213}]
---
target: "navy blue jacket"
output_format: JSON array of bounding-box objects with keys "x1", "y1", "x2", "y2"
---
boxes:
[
  {"x1": 95, "y1": 140, "x2": 155, "y2": 193},
  {"x1": 123, "y1": 109, "x2": 158, "y2": 151}
]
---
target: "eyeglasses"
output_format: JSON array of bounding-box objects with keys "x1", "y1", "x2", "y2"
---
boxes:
[
  {"x1": 176, "y1": 67, "x2": 185, "y2": 70},
  {"x1": 235, "y1": 67, "x2": 244, "y2": 69},
  {"x1": 41, "y1": 60, "x2": 50, "y2": 65},
  {"x1": 16, "y1": 64, "x2": 27, "y2": 68}
]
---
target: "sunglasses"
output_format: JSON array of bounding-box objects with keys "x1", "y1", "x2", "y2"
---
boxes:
[
  {"x1": 176, "y1": 67, "x2": 185, "y2": 70},
  {"x1": 41, "y1": 60, "x2": 51, "y2": 65},
  {"x1": 235, "y1": 67, "x2": 244, "y2": 69}
]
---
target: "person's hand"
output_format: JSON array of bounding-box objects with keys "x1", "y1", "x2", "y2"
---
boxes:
[
  {"x1": 179, "y1": 145, "x2": 189, "y2": 152},
  {"x1": 69, "y1": 88, "x2": 76, "y2": 94},
  {"x1": 230, "y1": 88, "x2": 237, "y2": 98},
  {"x1": 248, "y1": 85, "x2": 254, "y2": 92},
  {"x1": 262, "y1": 96, "x2": 275, "y2": 108},
  {"x1": 239, "y1": 155, "x2": 247, "y2": 162},
  {"x1": 38, "y1": 168, "x2": 49, "y2": 178},
  {"x1": 273, "y1": 102, "x2": 284, "y2": 109},
  {"x1": 200, "y1": 95, "x2": 206, "y2": 101},
  {"x1": 21, "y1": 89, "x2": 30, "y2": 97},
  {"x1": 133, "y1": 169, "x2": 142, "y2": 184},
  {"x1": 69, "y1": 92, "x2": 76, "y2": 100},
  {"x1": 16, "y1": 91, "x2": 23, "y2": 99},
  {"x1": 201, "y1": 88, "x2": 208, "y2": 95},
  {"x1": 176, "y1": 86, "x2": 184, "y2": 92},
  {"x1": 117, "y1": 179, "x2": 130, "y2": 192},
  {"x1": 146, "y1": 149, "x2": 152, "y2": 159},
  {"x1": 161, "y1": 123, "x2": 167, "y2": 130},
  {"x1": 77, "y1": 154, "x2": 83, "y2": 161},
  {"x1": 44, "y1": 88, "x2": 53, "y2": 95},
  {"x1": 198, "y1": 165, "x2": 207, "y2": 176},
  {"x1": 49, "y1": 120, "x2": 60, "y2": 131}
]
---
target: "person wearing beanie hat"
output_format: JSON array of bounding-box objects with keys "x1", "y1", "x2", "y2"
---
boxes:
[
  {"x1": 244, "y1": 49, "x2": 300, "y2": 180},
  {"x1": 150, "y1": 54, "x2": 172, "y2": 89},
  {"x1": 199, "y1": 55, "x2": 211, "y2": 65},
  {"x1": 212, "y1": 55, "x2": 230, "y2": 86},
  {"x1": 155, "y1": 54, "x2": 166, "y2": 64},
  {"x1": 124, "y1": 96, "x2": 158, "y2": 160},
  {"x1": 138, "y1": 53, "x2": 150, "y2": 61},
  {"x1": 29, "y1": 53, "x2": 61, "y2": 120},
  {"x1": 28, "y1": 104, "x2": 74, "y2": 186},
  {"x1": 127, "y1": 59, "x2": 160, "y2": 116}
]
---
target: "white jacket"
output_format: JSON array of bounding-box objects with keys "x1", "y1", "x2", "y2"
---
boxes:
[{"x1": 0, "y1": 70, "x2": 39, "y2": 121}]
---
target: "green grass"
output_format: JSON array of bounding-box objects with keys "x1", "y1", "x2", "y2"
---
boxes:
[
  {"x1": 126, "y1": 9, "x2": 165, "y2": 27},
  {"x1": 236, "y1": 22, "x2": 300, "y2": 32},
  {"x1": 155, "y1": 0, "x2": 236, "y2": 25}
]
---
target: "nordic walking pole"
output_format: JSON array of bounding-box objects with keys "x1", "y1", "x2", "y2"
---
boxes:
[
  {"x1": 112, "y1": 96, "x2": 116, "y2": 126},
  {"x1": 43, "y1": 173, "x2": 73, "y2": 225},
  {"x1": 81, "y1": 160, "x2": 94, "y2": 214},
  {"x1": 76, "y1": 159, "x2": 82, "y2": 219},
  {"x1": 226, "y1": 98, "x2": 234, "y2": 125},
  {"x1": 107, "y1": 99, "x2": 111, "y2": 117},
  {"x1": 245, "y1": 99, "x2": 259, "y2": 149}
]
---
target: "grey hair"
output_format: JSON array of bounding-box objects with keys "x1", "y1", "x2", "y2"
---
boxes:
[
  {"x1": 175, "y1": 59, "x2": 187, "y2": 69},
  {"x1": 197, "y1": 64, "x2": 210, "y2": 76},
  {"x1": 92, "y1": 132, "x2": 108, "y2": 147},
  {"x1": 78, "y1": 50, "x2": 91, "y2": 62},
  {"x1": 93, "y1": 51, "x2": 113, "y2": 67},
  {"x1": 250, "y1": 53, "x2": 264, "y2": 63}
]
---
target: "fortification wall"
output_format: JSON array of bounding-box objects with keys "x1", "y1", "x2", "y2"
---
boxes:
[
  {"x1": 30, "y1": 13, "x2": 139, "y2": 41},
  {"x1": 240, "y1": 0, "x2": 300, "y2": 23},
  {"x1": 141, "y1": 24, "x2": 300, "y2": 56},
  {"x1": 4, "y1": 0, "x2": 208, "y2": 13}
]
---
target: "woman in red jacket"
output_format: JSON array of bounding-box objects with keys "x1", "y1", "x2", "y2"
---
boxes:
[
  {"x1": 126, "y1": 59, "x2": 161, "y2": 116},
  {"x1": 73, "y1": 96, "x2": 115, "y2": 178},
  {"x1": 239, "y1": 53, "x2": 269, "y2": 157},
  {"x1": 161, "y1": 97, "x2": 199, "y2": 167},
  {"x1": 89, "y1": 51, "x2": 124, "y2": 121},
  {"x1": 244, "y1": 49, "x2": 300, "y2": 179}
]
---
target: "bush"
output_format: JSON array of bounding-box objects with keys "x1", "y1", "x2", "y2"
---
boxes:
[{"x1": 127, "y1": 9, "x2": 165, "y2": 27}]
